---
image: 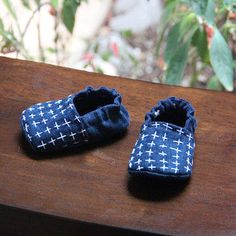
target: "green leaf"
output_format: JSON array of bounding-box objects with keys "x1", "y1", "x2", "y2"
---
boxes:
[
  {"x1": 164, "y1": 14, "x2": 197, "y2": 64},
  {"x1": 101, "y1": 51, "x2": 112, "y2": 61},
  {"x1": 128, "y1": 53, "x2": 138, "y2": 66},
  {"x1": 62, "y1": 0, "x2": 81, "y2": 33},
  {"x1": 224, "y1": 0, "x2": 235, "y2": 6},
  {"x1": 46, "y1": 47, "x2": 56, "y2": 53},
  {"x1": 158, "y1": 0, "x2": 179, "y2": 33},
  {"x1": 0, "y1": 25, "x2": 17, "y2": 46},
  {"x1": 192, "y1": 28, "x2": 209, "y2": 62},
  {"x1": 51, "y1": 0, "x2": 58, "y2": 8},
  {"x1": 34, "y1": 0, "x2": 41, "y2": 6},
  {"x1": 188, "y1": 0, "x2": 208, "y2": 16},
  {"x1": 164, "y1": 22, "x2": 181, "y2": 64},
  {"x1": 188, "y1": 0, "x2": 216, "y2": 23},
  {"x1": 224, "y1": 0, "x2": 236, "y2": 12},
  {"x1": 165, "y1": 39, "x2": 191, "y2": 85},
  {"x1": 95, "y1": 66, "x2": 104, "y2": 74},
  {"x1": 165, "y1": 0, "x2": 177, "y2": 5},
  {"x1": 207, "y1": 75, "x2": 223, "y2": 91},
  {"x1": 120, "y1": 30, "x2": 133, "y2": 39},
  {"x1": 205, "y1": 0, "x2": 215, "y2": 24},
  {"x1": 209, "y1": 27, "x2": 234, "y2": 91},
  {"x1": 0, "y1": 17, "x2": 16, "y2": 44},
  {"x1": 0, "y1": 18, "x2": 4, "y2": 30},
  {"x1": 156, "y1": 0, "x2": 179, "y2": 56},
  {"x1": 21, "y1": 0, "x2": 31, "y2": 9},
  {"x1": 3, "y1": 0, "x2": 17, "y2": 20}
]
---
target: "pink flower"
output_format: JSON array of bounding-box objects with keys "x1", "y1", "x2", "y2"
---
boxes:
[
  {"x1": 111, "y1": 42, "x2": 119, "y2": 57},
  {"x1": 83, "y1": 53, "x2": 94, "y2": 62}
]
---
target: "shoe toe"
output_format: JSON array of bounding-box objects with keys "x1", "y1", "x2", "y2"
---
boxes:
[
  {"x1": 128, "y1": 122, "x2": 195, "y2": 178},
  {"x1": 20, "y1": 96, "x2": 88, "y2": 152}
]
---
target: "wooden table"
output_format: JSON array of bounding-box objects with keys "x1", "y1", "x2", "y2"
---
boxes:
[{"x1": 0, "y1": 57, "x2": 235, "y2": 236}]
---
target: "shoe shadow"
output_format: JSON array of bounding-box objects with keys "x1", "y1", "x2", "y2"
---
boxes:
[
  {"x1": 127, "y1": 174, "x2": 190, "y2": 201},
  {"x1": 18, "y1": 130, "x2": 128, "y2": 161}
]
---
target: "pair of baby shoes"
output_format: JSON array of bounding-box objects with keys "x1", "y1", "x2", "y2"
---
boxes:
[{"x1": 20, "y1": 87, "x2": 197, "y2": 178}]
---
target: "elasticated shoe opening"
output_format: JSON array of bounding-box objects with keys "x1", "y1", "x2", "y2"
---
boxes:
[
  {"x1": 155, "y1": 104, "x2": 187, "y2": 127},
  {"x1": 73, "y1": 88, "x2": 115, "y2": 116}
]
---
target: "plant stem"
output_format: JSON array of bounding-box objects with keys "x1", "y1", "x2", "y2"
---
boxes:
[
  {"x1": 37, "y1": 7, "x2": 45, "y2": 62},
  {"x1": 54, "y1": 13, "x2": 60, "y2": 65},
  {"x1": 22, "y1": 2, "x2": 50, "y2": 39},
  {"x1": 13, "y1": 1, "x2": 51, "y2": 60},
  {"x1": 190, "y1": 56, "x2": 198, "y2": 87}
]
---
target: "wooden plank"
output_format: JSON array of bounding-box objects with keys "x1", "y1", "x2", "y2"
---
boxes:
[{"x1": 0, "y1": 57, "x2": 236, "y2": 235}]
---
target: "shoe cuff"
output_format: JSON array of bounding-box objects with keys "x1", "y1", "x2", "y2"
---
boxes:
[{"x1": 144, "y1": 97, "x2": 197, "y2": 133}]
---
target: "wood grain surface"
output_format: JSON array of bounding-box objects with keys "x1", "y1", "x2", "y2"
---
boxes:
[{"x1": 0, "y1": 57, "x2": 235, "y2": 236}]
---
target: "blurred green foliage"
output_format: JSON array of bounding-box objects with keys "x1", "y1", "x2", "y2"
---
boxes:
[
  {"x1": 0, "y1": 0, "x2": 235, "y2": 91},
  {"x1": 157, "y1": 0, "x2": 236, "y2": 91},
  {"x1": 0, "y1": 0, "x2": 86, "y2": 61}
]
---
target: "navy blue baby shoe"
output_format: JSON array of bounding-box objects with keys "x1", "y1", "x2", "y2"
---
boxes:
[
  {"x1": 20, "y1": 86, "x2": 130, "y2": 152},
  {"x1": 128, "y1": 97, "x2": 197, "y2": 178}
]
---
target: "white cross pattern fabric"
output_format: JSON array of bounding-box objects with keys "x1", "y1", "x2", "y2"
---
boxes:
[
  {"x1": 128, "y1": 97, "x2": 197, "y2": 178},
  {"x1": 129, "y1": 122, "x2": 195, "y2": 178},
  {"x1": 21, "y1": 94, "x2": 88, "y2": 152},
  {"x1": 20, "y1": 86, "x2": 130, "y2": 153}
]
